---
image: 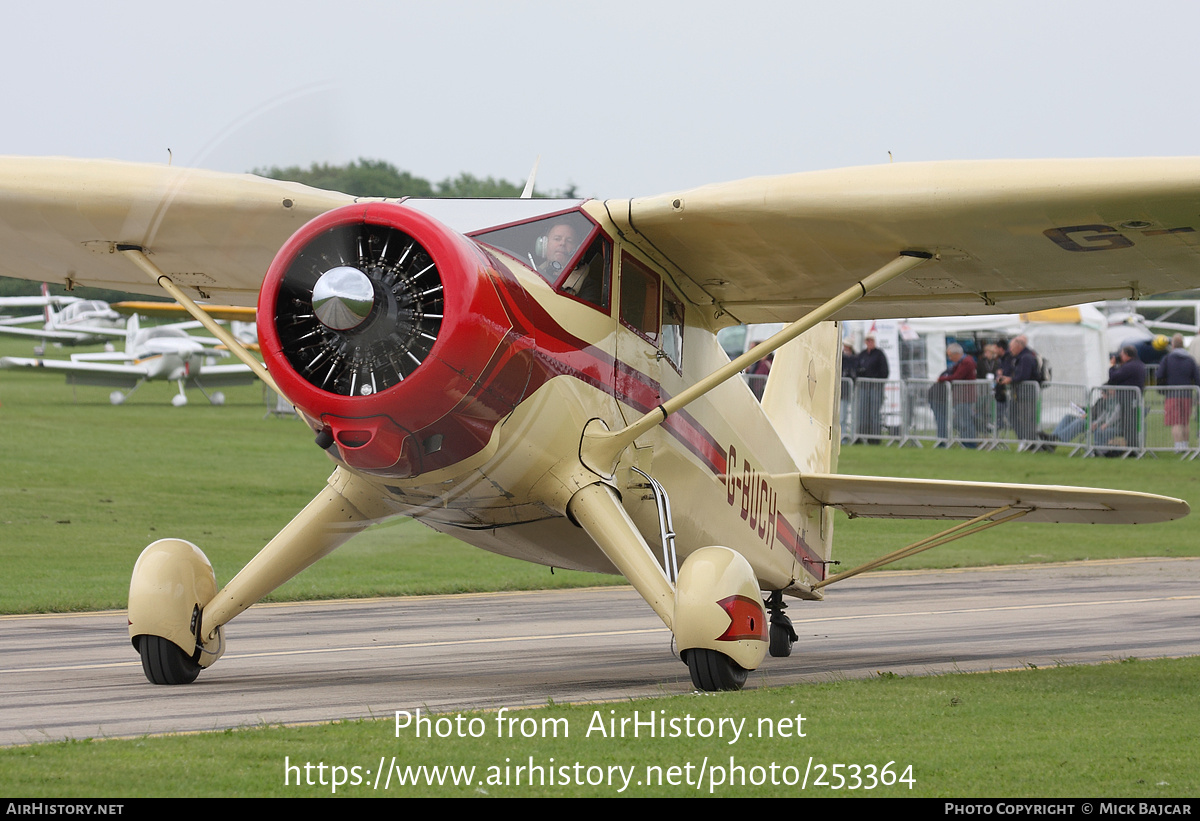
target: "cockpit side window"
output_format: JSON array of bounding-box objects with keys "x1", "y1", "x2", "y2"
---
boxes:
[
  {"x1": 472, "y1": 211, "x2": 611, "y2": 312},
  {"x1": 556, "y1": 236, "x2": 611, "y2": 310}
]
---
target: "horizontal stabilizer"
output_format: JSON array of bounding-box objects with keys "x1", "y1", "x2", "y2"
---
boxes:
[{"x1": 800, "y1": 473, "x2": 1188, "y2": 525}]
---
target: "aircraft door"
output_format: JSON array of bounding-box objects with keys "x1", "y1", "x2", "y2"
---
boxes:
[{"x1": 612, "y1": 248, "x2": 691, "y2": 435}]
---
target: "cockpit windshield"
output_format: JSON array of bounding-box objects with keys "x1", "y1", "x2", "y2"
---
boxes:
[
  {"x1": 473, "y1": 212, "x2": 595, "y2": 283},
  {"x1": 473, "y1": 211, "x2": 610, "y2": 310}
]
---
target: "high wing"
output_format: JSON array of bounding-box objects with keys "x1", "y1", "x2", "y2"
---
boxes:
[
  {"x1": 0, "y1": 158, "x2": 354, "y2": 305},
  {"x1": 609, "y1": 158, "x2": 1200, "y2": 324},
  {"x1": 800, "y1": 474, "x2": 1186, "y2": 525},
  {"x1": 4, "y1": 156, "x2": 1200, "y2": 318}
]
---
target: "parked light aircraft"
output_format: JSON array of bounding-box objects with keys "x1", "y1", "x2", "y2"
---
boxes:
[
  {"x1": 0, "y1": 283, "x2": 124, "y2": 350},
  {"x1": 0, "y1": 313, "x2": 256, "y2": 406},
  {"x1": 0, "y1": 285, "x2": 81, "y2": 314},
  {"x1": 0, "y1": 156, "x2": 1194, "y2": 690},
  {"x1": 0, "y1": 286, "x2": 255, "y2": 353},
  {"x1": 111, "y1": 301, "x2": 261, "y2": 351}
]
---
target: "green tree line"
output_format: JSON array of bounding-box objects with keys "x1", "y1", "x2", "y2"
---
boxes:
[{"x1": 255, "y1": 158, "x2": 575, "y2": 199}]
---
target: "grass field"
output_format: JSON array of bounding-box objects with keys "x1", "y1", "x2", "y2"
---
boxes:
[
  {"x1": 2, "y1": 656, "x2": 1196, "y2": 797},
  {"x1": 2, "y1": 331, "x2": 1198, "y2": 612}
]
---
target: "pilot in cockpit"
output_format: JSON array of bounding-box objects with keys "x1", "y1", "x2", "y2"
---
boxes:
[{"x1": 536, "y1": 222, "x2": 578, "y2": 279}]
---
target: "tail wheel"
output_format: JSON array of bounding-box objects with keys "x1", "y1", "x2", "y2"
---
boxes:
[
  {"x1": 685, "y1": 648, "x2": 748, "y2": 691},
  {"x1": 769, "y1": 613, "x2": 797, "y2": 658},
  {"x1": 137, "y1": 635, "x2": 201, "y2": 685}
]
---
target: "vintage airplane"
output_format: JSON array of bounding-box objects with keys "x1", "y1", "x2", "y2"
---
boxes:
[
  {"x1": 0, "y1": 156, "x2": 1194, "y2": 690},
  {"x1": 0, "y1": 283, "x2": 125, "y2": 350},
  {"x1": 0, "y1": 284, "x2": 82, "y2": 315},
  {"x1": 0, "y1": 285, "x2": 255, "y2": 353},
  {"x1": 0, "y1": 313, "x2": 256, "y2": 406}
]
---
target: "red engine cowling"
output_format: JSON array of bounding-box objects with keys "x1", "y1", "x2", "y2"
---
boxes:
[{"x1": 258, "y1": 203, "x2": 535, "y2": 478}]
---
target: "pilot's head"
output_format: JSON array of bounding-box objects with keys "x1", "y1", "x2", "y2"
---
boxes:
[{"x1": 542, "y1": 223, "x2": 578, "y2": 268}]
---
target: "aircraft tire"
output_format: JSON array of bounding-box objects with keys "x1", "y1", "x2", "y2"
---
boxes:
[
  {"x1": 685, "y1": 648, "x2": 748, "y2": 691},
  {"x1": 769, "y1": 616, "x2": 795, "y2": 658},
  {"x1": 137, "y1": 635, "x2": 201, "y2": 685}
]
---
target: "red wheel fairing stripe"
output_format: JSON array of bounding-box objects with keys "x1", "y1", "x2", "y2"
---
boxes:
[{"x1": 716, "y1": 595, "x2": 769, "y2": 642}]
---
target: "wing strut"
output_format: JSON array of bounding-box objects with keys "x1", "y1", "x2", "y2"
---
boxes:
[
  {"x1": 117, "y1": 246, "x2": 281, "y2": 394},
  {"x1": 581, "y1": 251, "x2": 933, "y2": 475},
  {"x1": 811, "y1": 504, "x2": 1030, "y2": 590}
]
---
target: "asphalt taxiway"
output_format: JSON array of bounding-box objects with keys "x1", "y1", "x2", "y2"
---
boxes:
[{"x1": 1, "y1": 557, "x2": 1196, "y2": 745}]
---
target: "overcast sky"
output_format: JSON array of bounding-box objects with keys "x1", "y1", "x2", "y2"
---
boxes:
[{"x1": 6, "y1": 1, "x2": 1199, "y2": 199}]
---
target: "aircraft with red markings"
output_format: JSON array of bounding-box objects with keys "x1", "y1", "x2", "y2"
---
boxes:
[{"x1": 0, "y1": 156, "x2": 1193, "y2": 690}]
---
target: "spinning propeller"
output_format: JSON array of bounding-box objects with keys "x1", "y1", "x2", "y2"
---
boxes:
[{"x1": 272, "y1": 222, "x2": 444, "y2": 396}]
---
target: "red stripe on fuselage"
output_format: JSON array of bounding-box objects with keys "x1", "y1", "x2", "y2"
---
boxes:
[
  {"x1": 774, "y1": 513, "x2": 824, "y2": 580},
  {"x1": 485, "y1": 261, "x2": 728, "y2": 477},
  {"x1": 485, "y1": 261, "x2": 829, "y2": 577}
]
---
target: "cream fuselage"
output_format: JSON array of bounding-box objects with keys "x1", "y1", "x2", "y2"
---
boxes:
[{"x1": 276, "y1": 201, "x2": 836, "y2": 600}]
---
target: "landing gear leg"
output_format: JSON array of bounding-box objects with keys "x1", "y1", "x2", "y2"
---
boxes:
[
  {"x1": 129, "y1": 468, "x2": 395, "y2": 685},
  {"x1": 766, "y1": 590, "x2": 797, "y2": 658}
]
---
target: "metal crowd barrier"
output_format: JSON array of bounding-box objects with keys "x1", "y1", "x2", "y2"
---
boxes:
[
  {"x1": 743, "y1": 372, "x2": 768, "y2": 401},
  {"x1": 745, "y1": 369, "x2": 1197, "y2": 458},
  {"x1": 840, "y1": 377, "x2": 855, "y2": 444},
  {"x1": 849, "y1": 377, "x2": 897, "y2": 445},
  {"x1": 1143, "y1": 384, "x2": 1200, "y2": 460},
  {"x1": 901, "y1": 378, "x2": 941, "y2": 448},
  {"x1": 1036, "y1": 382, "x2": 1092, "y2": 456},
  {"x1": 842, "y1": 379, "x2": 1195, "y2": 458},
  {"x1": 1080, "y1": 385, "x2": 1143, "y2": 458}
]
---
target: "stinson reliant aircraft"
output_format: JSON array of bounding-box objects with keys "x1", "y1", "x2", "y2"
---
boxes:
[{"x1": 0, "y1": 156, "x2": 1193, "y2": 690}]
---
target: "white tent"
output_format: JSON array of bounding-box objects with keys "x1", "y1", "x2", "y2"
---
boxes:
[{"x1": 850, "y1": 304, "x2": 1110, "y2": 387}]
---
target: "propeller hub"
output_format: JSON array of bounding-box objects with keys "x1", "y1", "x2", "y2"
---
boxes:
[{"x1": 312, "y1": 266, "x2": 374, "y2": 330}]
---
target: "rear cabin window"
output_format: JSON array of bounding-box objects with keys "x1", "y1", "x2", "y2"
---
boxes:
[
  {"x1": 661, "y1": 285, "x2": 684, "y2": 370},
  {"x1": 620, "y1": 253, "x2": 660, "y2": 345}
]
